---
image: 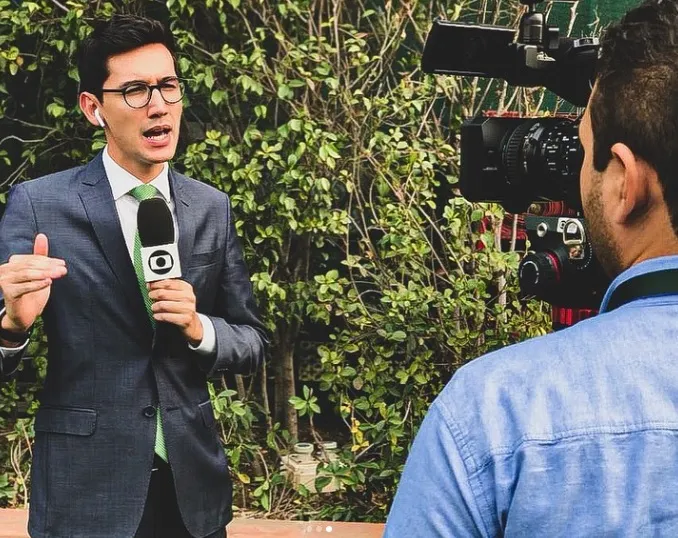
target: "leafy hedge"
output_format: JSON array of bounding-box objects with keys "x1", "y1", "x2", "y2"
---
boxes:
[{"x1": 0, "y1": 0, "x2": 553, "y2": 521}]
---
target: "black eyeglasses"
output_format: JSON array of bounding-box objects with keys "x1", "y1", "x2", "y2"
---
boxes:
[{"x1": 101, "y1": 77, "x2": 185, "y2": 109}]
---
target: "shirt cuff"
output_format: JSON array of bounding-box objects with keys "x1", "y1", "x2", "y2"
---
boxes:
[
  {"x1": 188, "y1": 313, "x2": 217, "y2": 355},
  {"x1": 0, "y1": 307, "x2": 30, "y2": 354},
  {"x1": 0, "y1": 338, "x2": 29, "y2": 356},
  {"x1": 0, "y1": 338, "x2": 29, "y2": 377}
]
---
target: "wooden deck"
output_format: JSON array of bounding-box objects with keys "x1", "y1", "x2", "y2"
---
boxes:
[{"x1": 0, "y1": 509, "x2": 385, "y2": 537}]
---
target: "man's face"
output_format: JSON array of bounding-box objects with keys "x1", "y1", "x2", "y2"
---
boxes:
[
  {"x1": 579, "y1": 99, "x2": 624, "y2": 278},
  {"x1": 98, "y1": 43, "x2": 182, "y2": 179}
]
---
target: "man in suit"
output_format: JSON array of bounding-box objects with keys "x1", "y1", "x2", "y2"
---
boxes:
[{"x1": 0, "y1": 14, "x2": 267, "y2": 538}]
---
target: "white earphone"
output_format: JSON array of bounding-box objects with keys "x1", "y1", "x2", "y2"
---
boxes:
[{"x1": 94, "y1": 108, "x2": 106, "y2": 128}]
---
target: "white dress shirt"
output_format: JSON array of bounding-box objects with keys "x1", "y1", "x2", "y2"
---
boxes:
[{"x1": 0, "y1": 147, "x2": 216, "y2": 361}]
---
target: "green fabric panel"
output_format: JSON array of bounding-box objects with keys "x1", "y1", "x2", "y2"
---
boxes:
[
  {"x1": 550, "y1": 0, "x2": 641, "y2": 36},
  {"x1": 460, "y1": 1, "x2": 641, "y2": 31},
  {"x1": 547, "y1": 0, "x2": 640, "y2": 109}
]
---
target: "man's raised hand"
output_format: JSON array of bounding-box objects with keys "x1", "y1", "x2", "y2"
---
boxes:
[{"x1": 0, "y1": 234, "x2": 67, "y2": 333}]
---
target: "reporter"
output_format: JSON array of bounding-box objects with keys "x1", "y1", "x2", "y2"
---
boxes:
[{"x1": 0, "y1": 14, "x2": 267, "y2": 538}]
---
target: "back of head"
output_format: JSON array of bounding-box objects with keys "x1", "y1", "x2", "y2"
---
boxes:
[
  {"x1": 591, "y1": 0, "x2": 678, "y2": 232},
  {"x1": 77, "y1": 14, "x2": 176, "y2": 102}
]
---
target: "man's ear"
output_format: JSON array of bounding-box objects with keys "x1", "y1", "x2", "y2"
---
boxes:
[
  {"x1": 79, "y1": 92, "x2": 104, "y2": 129},
  {"x1": 609, "y1": 142, "x2": 651, "y2": 224}
]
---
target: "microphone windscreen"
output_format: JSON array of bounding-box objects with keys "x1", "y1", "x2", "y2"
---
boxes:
[{"x1": 137, "y1": 198, "x2": 174, "y2": 247}]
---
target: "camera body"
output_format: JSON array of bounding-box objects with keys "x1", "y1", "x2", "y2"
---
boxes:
[
  {"x1": 520, "y1": 215, "x2": 608, "y2": 309},
  {"x1": 423, "y1": 0, "x2": 607, "y2": 310}
]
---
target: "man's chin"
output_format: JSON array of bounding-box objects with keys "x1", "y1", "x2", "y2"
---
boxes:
[{"x1": 142, "y1": 147, "x2": 177, "y2": 165}]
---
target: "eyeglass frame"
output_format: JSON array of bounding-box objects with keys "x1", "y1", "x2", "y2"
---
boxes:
[{"x1": 100, "y1": 77, "x2": 186, "y2": 109}]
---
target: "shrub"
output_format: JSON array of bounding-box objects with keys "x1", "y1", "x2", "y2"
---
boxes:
[{"x1": 0, "y1": 0, "x2": 556, "y2": 520}]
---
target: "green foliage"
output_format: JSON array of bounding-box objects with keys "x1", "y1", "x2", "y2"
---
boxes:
[
  {"x1": 289, "y1": 385, "x2": 321, "y2": 418},
  {"x1": 0, "y1": 0, "x2": 554, "y2": 522}
]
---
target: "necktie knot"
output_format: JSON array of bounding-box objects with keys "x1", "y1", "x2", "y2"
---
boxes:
[{"x1": 129, "y1": 184, "x2": 158, "y2": 202}]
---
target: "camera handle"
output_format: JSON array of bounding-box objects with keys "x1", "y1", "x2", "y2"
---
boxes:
[{"x1": 516, "y1": 0, "x2": 560, "y2": 70}]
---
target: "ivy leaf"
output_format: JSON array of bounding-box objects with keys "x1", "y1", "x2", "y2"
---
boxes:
[
  {"x1": 211, "y1": 90, "x2": 226, "y2": 105},
  {"x1": 46, "y1": 102, "x2": 66, "y2": 118},
  {"x1": 204, "y1": 68, "x2": 215, "y2": 89},
  {"x1": 390, "y1": 330, "x2": 407, "y2": 342},
  {"x1": 277, "y1": 84, "x2": 293, "y2": 100}
]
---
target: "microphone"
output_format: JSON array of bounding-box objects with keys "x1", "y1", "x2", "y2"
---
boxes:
[{"x1": 137, "y1": 198, "x2": 182, "y2": 282}]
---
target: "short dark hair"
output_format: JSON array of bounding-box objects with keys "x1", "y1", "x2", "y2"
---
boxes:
[
  {"x1": 77, "y1": 14, "x2": 177, "y2": 101},
  {"x1": 591, "y1": 0, "x2": 678, "y2": 233}
]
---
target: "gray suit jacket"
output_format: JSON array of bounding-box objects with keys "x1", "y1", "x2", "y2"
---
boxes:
[{"x1": 0, "y1": 154, "x2": 268, "y2": 538}]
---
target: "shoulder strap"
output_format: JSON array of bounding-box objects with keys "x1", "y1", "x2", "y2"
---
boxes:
[{"x1": 604, "y1": 269, "x2": 678, "y2": 312}]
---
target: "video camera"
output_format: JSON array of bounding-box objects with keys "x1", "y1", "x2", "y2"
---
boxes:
[{"x1": 422, "y1": 0, "x2": 608, "y2": 310}]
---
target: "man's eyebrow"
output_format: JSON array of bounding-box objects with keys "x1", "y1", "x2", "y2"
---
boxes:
[
  {"x1": 117, "y1": 76, "x2": 178, "y2": 88},
  {"x1": 118, "y1": 79, "x2": 148, "y2": 88}
]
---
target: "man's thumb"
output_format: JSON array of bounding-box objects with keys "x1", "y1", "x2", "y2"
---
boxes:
[{"x1": 33, "y1": 233, "x2": 49, "y2": 257}]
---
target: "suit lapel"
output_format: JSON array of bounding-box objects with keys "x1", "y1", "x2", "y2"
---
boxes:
[
  {"x1": 169, "y1": 169, "x2": 196, "y2": 273},
  {"x1": 78, "y1": 154, "x2": 151, "y2": 330}
]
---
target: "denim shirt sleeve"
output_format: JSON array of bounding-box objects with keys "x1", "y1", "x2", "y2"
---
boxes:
[{"x1": 384, "y1": 401, "x2": 488, "y2": 538}]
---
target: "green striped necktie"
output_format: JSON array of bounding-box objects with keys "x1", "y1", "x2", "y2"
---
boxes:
[{"x1": 129, "y1": 184, "x2": 167, "y2": 462}]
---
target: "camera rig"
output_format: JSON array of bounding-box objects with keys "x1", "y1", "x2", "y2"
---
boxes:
[{"x1": 422, "y1": 0, "x2": 607, "y2": 311}]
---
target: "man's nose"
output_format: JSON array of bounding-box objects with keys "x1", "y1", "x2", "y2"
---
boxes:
[{"x1": 147, "y1": 87, "x2": 169, "y2": 116}]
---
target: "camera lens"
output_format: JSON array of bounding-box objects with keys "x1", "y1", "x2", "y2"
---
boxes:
[
  {"x1": 458, "y1": 116, "x2": 584, "y2": 213},
  {"x1": 502, "y1": 118, "x2": 583, "y2": 211},
  {"x1": 519, "y1": 250, "x2": 562, "y2": 297}
]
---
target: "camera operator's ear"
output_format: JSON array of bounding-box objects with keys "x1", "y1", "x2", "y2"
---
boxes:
[{"x1": 610, "y1": 142, "x2": 652, "y2": 225}]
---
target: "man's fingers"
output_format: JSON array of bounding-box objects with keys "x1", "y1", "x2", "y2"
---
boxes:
[
  {"x1": 153, "y1": 312, "x2": 191, "y2": 326},
  {"x1": 10, "y1": 279, "x2": 52, "y2": 297},
  {"x1": 151, "y1": 300, "x2": 192, "y2": 314},
  {"x1": 33, "y1": 233, "x2": 49, "y2": 257},
  {"x1": 148, "y1": 288, "x2": 192, "y2": 302},
  {"x1": 148, "y1": 279, "x2": 189, "y2": 291},
  {"x1": 8, "y1": 254, "x2": 66, "y2": 268},
  {"x1": 3, "y1": 267, "x2": 66, "y2": 285}
]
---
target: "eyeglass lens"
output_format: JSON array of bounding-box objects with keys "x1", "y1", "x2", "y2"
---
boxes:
[{"x1": 124, "y1": 80, "x2": 183, "y2": 108}]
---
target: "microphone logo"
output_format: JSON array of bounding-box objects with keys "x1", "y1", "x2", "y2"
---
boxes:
[{"x1": 148, "y1": 250, "x2": 175, "y2": 275}]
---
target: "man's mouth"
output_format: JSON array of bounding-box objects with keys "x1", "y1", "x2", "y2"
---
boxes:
[{"x1": 143, "y1": 126, "x2": 172, "y2": 141}]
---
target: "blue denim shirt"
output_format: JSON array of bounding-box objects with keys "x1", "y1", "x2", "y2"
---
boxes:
[{"x1": 385, "y1": 255, "x2": 678, "y2": 537}]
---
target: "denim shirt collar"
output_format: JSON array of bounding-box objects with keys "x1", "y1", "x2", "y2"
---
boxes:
[{"x1": 599, "y1": 254, "x2": 678, "y2": 313}]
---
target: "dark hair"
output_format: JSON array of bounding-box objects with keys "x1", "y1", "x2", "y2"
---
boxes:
[
  {"x1": 77, "y1": 14, "x2": 177, "y2": 101},
  {"x1": 591, "y1": 0, "x2": 678, "y2": 232}
]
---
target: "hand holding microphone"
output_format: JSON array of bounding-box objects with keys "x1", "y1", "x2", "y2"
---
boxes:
[{"x1": 137, "y1": 198, "x2": 203, "y2": 345}]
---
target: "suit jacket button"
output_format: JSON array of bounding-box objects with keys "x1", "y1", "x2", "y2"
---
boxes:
[{"x1": 143, "y1": 406, "x2": 156, "y2": 418}]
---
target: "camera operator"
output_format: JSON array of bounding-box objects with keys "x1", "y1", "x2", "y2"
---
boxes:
[{"x1": 384, "y1": 1, "x2": 678, "y2": 535}]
